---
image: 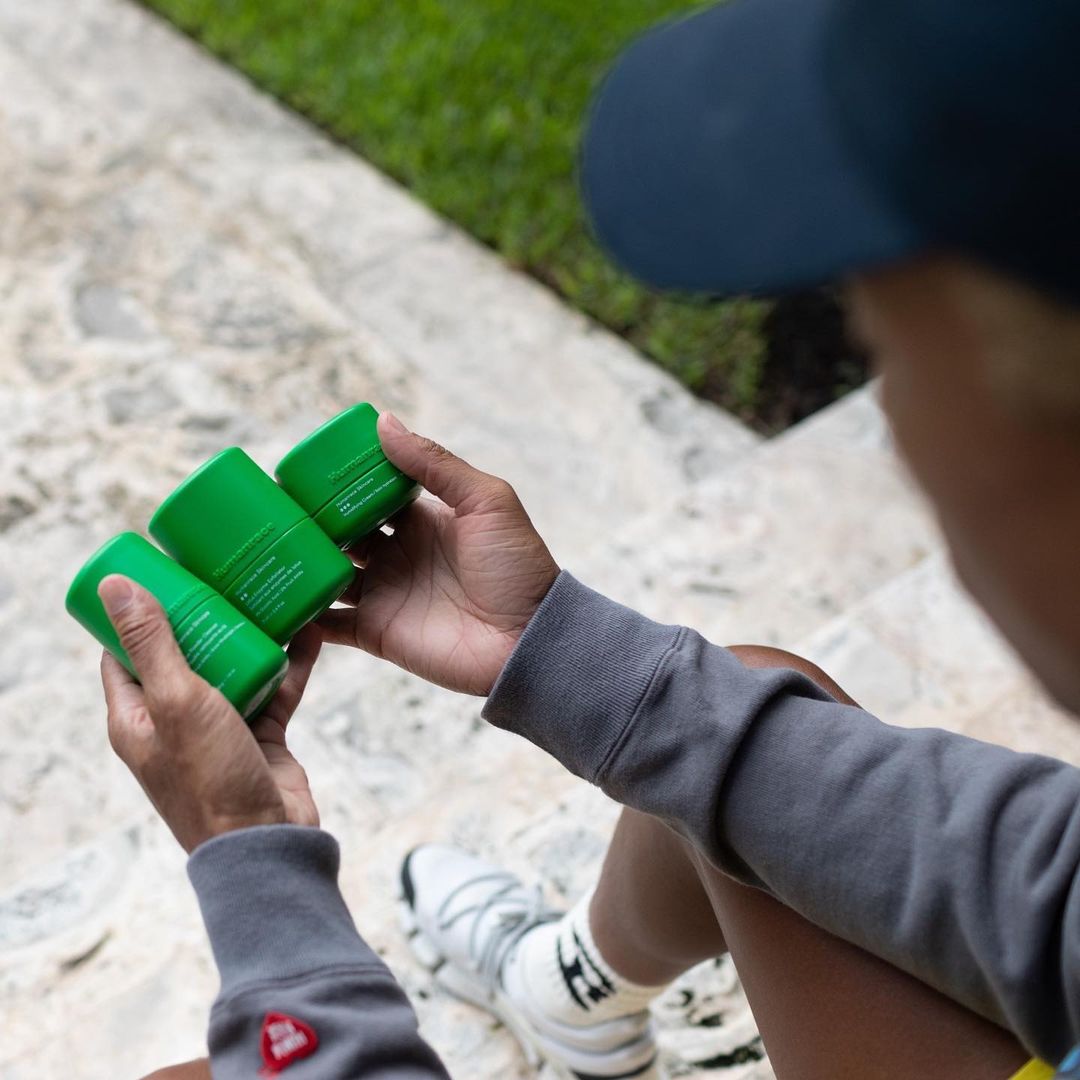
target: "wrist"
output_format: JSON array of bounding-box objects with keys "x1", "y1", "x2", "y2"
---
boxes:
[
  {"x1": 485, "y1": 568, "x2": 560, "y2": 694},
  {"x1": 485, "y1": 629, "x2": 527, "y2": 696},
  {"x1": 189, "y1": 805, "x2": 288, "y2": 853},
  {"x1": 483, "y1": 571, "x2": 560, "y2": 695}
]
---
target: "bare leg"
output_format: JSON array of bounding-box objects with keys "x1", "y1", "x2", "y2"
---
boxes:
[
  {"x1": 590, "y1": 809, "x2": 727, "y2": 985},
  {"x1": 589, "y1": 645, "x2": 1031, "y2": 1079},
  {"x1": 590, "y1": 645, "x2": 859, "y2": 982}
]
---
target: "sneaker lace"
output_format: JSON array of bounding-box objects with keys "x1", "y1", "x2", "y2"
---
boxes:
[{"x1": 435, "y1": 871, "x2": 558, "y2": 986}]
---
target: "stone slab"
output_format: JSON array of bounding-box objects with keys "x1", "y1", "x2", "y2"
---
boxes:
[
  {"x1": 798, "y1": 552, "x2": 1080, "y2": 761},
  {"x1": 582, "y1": 387, "x2": 941, "y2": 648},
  {"x1": 2, "y1": 1, "x2": 1076, "y2": 1078},
  {"x1": 0, "y1": 0, "x2": 762, "y2": 1075}
]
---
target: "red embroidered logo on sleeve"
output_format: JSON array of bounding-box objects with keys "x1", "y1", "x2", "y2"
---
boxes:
[{"x1": 259, "y1": 1012, "x2": 319, "y2": 1074}]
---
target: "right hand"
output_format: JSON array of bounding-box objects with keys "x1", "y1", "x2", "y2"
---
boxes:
[
  {"x1": 316, "y1": 413, "x2": 560, "y2": 696},
  {"x1": 99, "y1": 576, "x2": 322, "y2": 853}
]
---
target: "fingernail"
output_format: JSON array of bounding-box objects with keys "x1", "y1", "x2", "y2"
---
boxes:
[
  {"x1": 382, "y1": 411, "x2": 408, "y2": 436},
  {"x1": 98, "y1": 576, "x2": 135, "y2": 616}
]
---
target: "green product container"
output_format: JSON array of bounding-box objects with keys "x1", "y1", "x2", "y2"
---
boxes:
[
  {"x1": 148, "y1": 448, "x2": 354, "y2": 644},
  {"x1": 65, "y1": 532, "x2": 289, "y2": 720},
  {"x1": 274, "y1": 403, "x2": 421, "y2": 548}
]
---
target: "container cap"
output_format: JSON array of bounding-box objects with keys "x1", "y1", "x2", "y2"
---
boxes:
[
  {"x1": 149, "y1": 448, "x2": 308, "y2": 590},
  {"x1": 275, "y1": 403, "x2": 393, "y2": 517},
  {"x1": 65, "y1": 532, "x2": 212, "y2": 662}
]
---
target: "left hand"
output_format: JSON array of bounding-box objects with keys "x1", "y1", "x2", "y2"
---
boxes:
[
  {"x1": 99, "y1": 575, "x2": 322, "y2": 853},
  {"x1": 316, "y1": 414, "x2": 560, "y2": 696}
]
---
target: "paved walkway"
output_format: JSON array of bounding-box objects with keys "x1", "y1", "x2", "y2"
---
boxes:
[{"x1": 0, "y1": 2, "x2": 1076, "y2": 1078}]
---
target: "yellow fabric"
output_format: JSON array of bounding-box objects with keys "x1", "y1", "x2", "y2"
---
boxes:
[{"x1": 1009, "y1": 1060, "x2": 1055, "y2": 1080}]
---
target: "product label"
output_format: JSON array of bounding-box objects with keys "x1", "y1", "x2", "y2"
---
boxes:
[
  {"x1": 173, "y1": 600, "x2": 285, "y2": 718},
  {"x1": 335, "y1": 471, "x2": 399, "y2": 520},
  {"x1": 166, "y1": 583, "x2": 208, "y2": 621},
  {"x1": 214, "y1": 521, "x2": 276, "y2": 581},
  {"x1": 327, "y1": 444, "x2": 381, "y2": 484},
  {"x1": 175, "y1": 609, "x2": 247, "y2": 678},
  {"x1": 233, "y1": 552, "x2": 306, "y2": 626}
]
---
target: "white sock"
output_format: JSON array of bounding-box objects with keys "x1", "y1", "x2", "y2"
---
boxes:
[{"x1": 505, "y1": 889, "x2": 669, "y2": 1027}]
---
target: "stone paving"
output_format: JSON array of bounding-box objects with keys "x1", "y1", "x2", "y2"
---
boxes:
[{"x1": 1, "y1": 1, "x2": 1077, "y2": 1078}]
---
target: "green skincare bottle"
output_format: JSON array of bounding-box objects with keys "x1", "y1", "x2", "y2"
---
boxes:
[
  {"x1": 148, "y1": 448, "x2": 355, "y2": 644},
  {"x1": 65, "y1": 532, "x2": 289, "y2": 720},
  {"x1": 275, "y1": 403, "x2": 420, "y2": 548}
]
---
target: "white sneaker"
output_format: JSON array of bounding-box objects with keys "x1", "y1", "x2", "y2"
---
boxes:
[{"x1": 398, "y1": 844, "x2": 663, "y2": 1079}]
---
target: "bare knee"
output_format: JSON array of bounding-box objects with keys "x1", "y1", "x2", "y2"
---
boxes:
[{"x1": 727, "y1": 644, "x2": 859, "y2": 707}]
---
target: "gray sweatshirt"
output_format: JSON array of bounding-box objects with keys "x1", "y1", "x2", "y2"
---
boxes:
[{"x1": 188, "y1": 572, "x2": 1080, "y2": 1075}]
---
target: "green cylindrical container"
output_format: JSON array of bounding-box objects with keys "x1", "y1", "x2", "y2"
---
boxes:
[
  {"x1": 148, "y1": 448, "x2": 354, "y2": 644},
  {"x1": 275, "y1": 403, "x2": 420, "y2": 548},
  {"x1": 65, "y1": 532, "x2": 288, "y2": 720}
]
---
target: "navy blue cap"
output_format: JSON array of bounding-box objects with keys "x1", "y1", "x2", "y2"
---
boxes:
[{"x1": 581, "y1": 0, "x2": 1080, "y2": 305}]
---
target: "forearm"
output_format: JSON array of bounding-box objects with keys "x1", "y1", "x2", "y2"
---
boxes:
[
  {"x1": 188, "y1": 826, "x2": 450, "y2": 1079},
  {"x1": 483, "y1": 571, "x2": 1080, "y2": 1061}
]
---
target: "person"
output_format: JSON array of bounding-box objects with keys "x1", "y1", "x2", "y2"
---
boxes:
[{"x1": 106, "y1": 0, "x2": 1080, "y2": 1076}]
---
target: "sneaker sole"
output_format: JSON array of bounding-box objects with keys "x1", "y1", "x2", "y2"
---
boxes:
[{"x1": 396, "y1": 891, "x2": 665, "y2": 1080}]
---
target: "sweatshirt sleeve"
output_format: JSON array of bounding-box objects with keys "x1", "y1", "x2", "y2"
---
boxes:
[
  {"x1": 482, "y1": 570, "x2": 1080, "y2": 1063},
  {"x1": 186, "y1": 825, "x2": 450, "y2": 1079}
]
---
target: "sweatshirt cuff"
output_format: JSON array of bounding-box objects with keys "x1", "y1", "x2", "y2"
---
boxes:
[
  {"x1": 187, "y1": 824, "x2": 379, "y2": 996},
  {"x1": 482, "y1": 571, "x2": 683, "y2": 782}
]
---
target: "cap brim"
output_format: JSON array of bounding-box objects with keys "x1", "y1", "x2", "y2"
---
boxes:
[{"x1": 580, "y1": 0, "x2": 924, "y2": 297}]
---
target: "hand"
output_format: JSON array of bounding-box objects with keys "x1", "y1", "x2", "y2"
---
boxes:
[
  {"x1": 98, "y1": 575, "x2": 322, "y2": 853},
  {"x1": 317, "y1": 413, "x2": 560, "y2": 696}
]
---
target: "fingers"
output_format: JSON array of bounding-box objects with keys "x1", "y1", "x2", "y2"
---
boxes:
[
  {"x1": 260, "y1": 624, "x2": 322, "y2": 730},
  {"x1": 336, "y1": 570, "x2": 364, "y2": 608},
  {"x1": 100, "y1": 650, "x2": 155, "y2": 767},
  {"x1": 100, "y1": 647, "x2": 140, "y2": 710},
  {"x1": 335, "y1": 500, "x2": 439, "y2": 610},
  {"x1": 314, "y1": 606, "x2": 363, "y2": 649},
  {"x1": 337, "y1": 532, "x2": 390, "y2": 607},
  {"x1": 344, "y1": 532, "x2": 383, "y2": 568},
  {"x1": 98, "y1": 575, "x2": 194, "y2": 713},
  {"x1": 378, "y1": 412, "x2": 513, "y2": 512}
]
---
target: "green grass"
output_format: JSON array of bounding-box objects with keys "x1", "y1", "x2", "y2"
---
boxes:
[{"x1": 143, "y1": 0, "x2": 770, "y2": 419}]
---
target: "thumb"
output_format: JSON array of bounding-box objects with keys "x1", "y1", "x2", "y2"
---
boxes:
[
  {"x1": 98, "y1": 575, "x2": 191, "y2": 696},
  {"x1": 378, "y1": 412, "x2": 508, "y2": 512}
]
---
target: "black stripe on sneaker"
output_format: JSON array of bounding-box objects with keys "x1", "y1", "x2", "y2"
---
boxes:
[{"x1": 571, "y1": 1055, "x2": 658, "y2": 1080}]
